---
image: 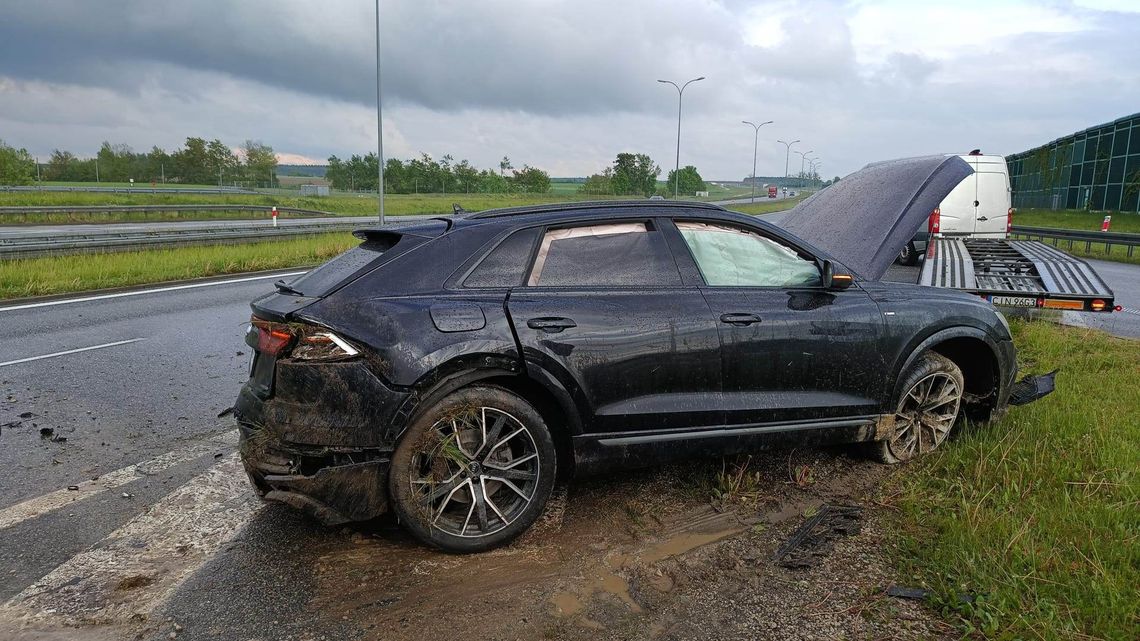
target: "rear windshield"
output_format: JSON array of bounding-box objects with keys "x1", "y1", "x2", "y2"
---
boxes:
[{"x1": 282, "y1": 238, "x2": 394, "y2": 297}]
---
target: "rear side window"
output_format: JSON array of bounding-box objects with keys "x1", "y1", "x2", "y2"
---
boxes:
[
  {"x1": 677, "y1": 221, "x2": 820, "y2": 287},
  {"x1": 528, "y1": 222, "x2": 681, "y2": 287},
  {"x1": 284, "y1": 238, "x2": 396, "y2": 297},
  {"x1": 463, "y1": 227, "x2": 541, "y2": 288}
]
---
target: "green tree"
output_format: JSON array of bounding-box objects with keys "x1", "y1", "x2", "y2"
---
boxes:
[
  {"x1": 206, "y1": 139, "x2": 238, "y2": 185},
  {"x1": 580, "y1": 168, "x2": 613, "y2": 195},
  {"x1": 512, "y1": 165, "x2": 551, "y2": 193},
  {"x1": 0, "y1": 139, "x2": 35, "y2": 185},
  {"x1": 499, "y1": 155, "x2": 512, "y2": 177},
  {"x1": 241, "y1": 140, "x2": 278, "y2": 187},
  {"x1": 611, "y1": 153, "x2": 660, "y2": 196},
  {"x1": 45, "y1": 149, "x2": 79, "y2": 181},
  {"x1": 174, "y1": 137, "x2": 211, "y2": 184},
  {"x1": 665, "y1": 165, "x2": 706, "y2": 196}
]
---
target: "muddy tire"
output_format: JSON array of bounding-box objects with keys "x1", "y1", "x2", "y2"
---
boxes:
[
  {"x1": 874, "y1": 352, "x2": 964, "y2": 464},
  {"x1": 896, "y1": 241, "x2": 919, "y2": 266},
  {"x1": 389, "y1": 385, "x2": 557, "y2": 553}
]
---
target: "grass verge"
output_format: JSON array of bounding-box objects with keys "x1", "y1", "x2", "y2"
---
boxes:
[
  {"x1": 1016, "y1": 208, "x2": 1140, "y2": 234},
  {"x1": 0, "y1": 233, "x2": 358, "y2": 299},
  {"x1": 727, "y1": 194, "x2": 807, "y2": 216},
  {"x1": 890, "y1": 320, "x2": 1139, "y2": 640},
  {"x1": 0, "y1": 192, "x2": 622, "y2": 224}
]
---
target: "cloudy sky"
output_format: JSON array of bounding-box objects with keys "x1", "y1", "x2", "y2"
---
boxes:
[{"x1": 1, "y1": 0, "x2": 1138, "y2": 179}]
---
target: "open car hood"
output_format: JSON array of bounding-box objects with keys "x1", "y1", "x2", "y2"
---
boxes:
[{"x1": 779, "y1": 155, "x2": 973, "y2": 280}]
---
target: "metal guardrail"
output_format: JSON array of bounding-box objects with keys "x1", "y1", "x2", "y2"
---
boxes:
[
  {"x1": 1010, "y1": 225, "x2": 1139, "y2": 258},
  {"x1": 0, "y1": 222, "x2": 360, "y2": 259},
  {"x1": 0, "y1": 204, "x2": 334, "y2": 218},
  {"x1": 0, "y1": 185, "x2": 257, "y2": 194}
]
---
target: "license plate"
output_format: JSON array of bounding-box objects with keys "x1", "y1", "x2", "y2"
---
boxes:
[{"x1": 990, "y1": 295, "x2": 1037, "y2": 308}]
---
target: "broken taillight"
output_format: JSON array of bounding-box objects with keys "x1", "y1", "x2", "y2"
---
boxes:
[
  {"x1": 250, "y1": 318, "x2": 359, "y2": 361},
  {"x1": 252, "y1": 319, "x2": 294, "y2": 356},
  {"x1": 928, "y1": 208, "x2": 941, "y2": 234},
  {"x1": 1007, "y1": 207, "x2": 1014, "y2": 234}
]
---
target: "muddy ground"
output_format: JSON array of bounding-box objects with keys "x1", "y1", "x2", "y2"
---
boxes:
[{"x1": 280, "y1": 445, "x2": 953, "y2": 641}]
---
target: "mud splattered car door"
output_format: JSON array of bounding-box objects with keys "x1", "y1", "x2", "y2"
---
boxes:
[
  {"x1": 671, "y1": 219, "x2": 886, "y2": 426},
  {"x1": 506, "y1": 220, "x2": 722, "y2": 433}
]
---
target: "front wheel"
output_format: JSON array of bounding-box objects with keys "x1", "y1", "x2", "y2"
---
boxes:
[
  {"x1": 874, "y1": 353, "x2": 964, "y2": 464},
  {"x1": 389, "y1": 385, "x2": 557, "y2": 553}
]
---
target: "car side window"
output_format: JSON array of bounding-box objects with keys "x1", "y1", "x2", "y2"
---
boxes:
[
  {"x1": 464, "y1": 227, "x2": 541, "y2": 287},
  {"x1": 528, "y1": 222, "x2": 682, "y2": 287},
  {"x1": 676, "y1": 221, "x2": 821, "y2": 287}
]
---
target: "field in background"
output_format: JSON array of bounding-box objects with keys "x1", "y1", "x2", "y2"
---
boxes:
[
  {"x1": 891, "y1": 320, "x2": 1138, "y2": 640},
  {"x1": 727, "y1": 193, "x2": 808, "y2": 215},
  {"x1": 0, "y1": 232, "x2": 357, "y2": 299}
]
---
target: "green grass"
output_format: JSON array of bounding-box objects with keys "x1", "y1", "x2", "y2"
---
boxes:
[
  {"x1": 1016, "y1": 208, "x2": 1140, "y2": 234},
  {"x1": 726, "y1": 193, "x2": 807, "y2": 216},
  {"x1": 0, "y1": 233, "x2": 358, "y2": 299},
  {"x1": 0, "y1": 192, "x2": 621, "y2": 224},
  {"x1": 890, "y1": 320, "x2": 1139, "y2": 640}
]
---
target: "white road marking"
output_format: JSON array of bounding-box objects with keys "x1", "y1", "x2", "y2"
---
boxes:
[
  {"x1": 0, "y1": 270, "x2": 307, "y2": 313},
  {"x1": 0, "y1": 430, "x2": 238, "y2": 531},
  {"x1": 0, "y1": 453, "x2": 259, "y2": 630},
  {"x1": 0, "y1": 338, "x2": 144, "y2": 368}
]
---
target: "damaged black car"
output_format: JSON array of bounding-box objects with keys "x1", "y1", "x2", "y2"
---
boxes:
[{"x1": 235, "y1": 155, "x2": 1052, "y2": 553}]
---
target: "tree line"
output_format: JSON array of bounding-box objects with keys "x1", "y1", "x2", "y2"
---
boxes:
[
  {"x1": 580, "y1": 153, "x2": 706, "y2": 197},
  {"x1": 326, "y1": 153, "x2": 551, "y2": 194},
  {"x1": 0, "y1": 138, "x2": 278, "y2": 187}
]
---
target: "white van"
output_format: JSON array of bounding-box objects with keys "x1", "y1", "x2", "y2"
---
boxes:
[{"x1": 897, "y1": 151, "x2": 1013, "y2": 265}]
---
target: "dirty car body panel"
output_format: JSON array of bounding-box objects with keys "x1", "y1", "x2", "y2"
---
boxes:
[{"x1": 234, "y1": 157, "x2": 1041, "y2": 528}]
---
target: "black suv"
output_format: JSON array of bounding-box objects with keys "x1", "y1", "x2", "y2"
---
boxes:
[{"x1": 235, "y1": 156, "x2": 1045, "y2": 552}]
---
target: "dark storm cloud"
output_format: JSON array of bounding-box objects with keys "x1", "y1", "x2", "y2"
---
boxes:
[{"x1": 0, "y1": 0, "x2": 747, "y2": 116}]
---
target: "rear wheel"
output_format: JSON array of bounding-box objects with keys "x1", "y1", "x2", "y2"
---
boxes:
[
  {"x1": 875, "y1": 353, "x2": 964, "y2": 464},
  {"x1": 389, "y1": 385, "x2": 556, "y2": 553},
  {"x1": 897, "y1": 241, "x2": 919, "y2": 266}
]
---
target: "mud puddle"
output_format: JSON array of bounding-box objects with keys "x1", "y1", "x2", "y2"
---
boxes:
[{"x1": 305, "y1": 447, "x2": 952, "y2": 641}]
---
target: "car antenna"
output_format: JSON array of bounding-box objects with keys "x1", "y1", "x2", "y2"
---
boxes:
[{"x1": 452, "y1": 203, "x2": 468, "y2": 216}]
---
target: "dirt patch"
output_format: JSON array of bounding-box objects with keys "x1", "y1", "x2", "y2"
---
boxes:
[{"x1": 306, "y1": 446, "x2": 952, "y2": 640}]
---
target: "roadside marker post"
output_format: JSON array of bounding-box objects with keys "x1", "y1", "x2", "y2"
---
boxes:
[
  {"x1": 272, "y1": 206, "x2": 278, "y2": 228},
  {"x1": 1101, "y1": 215, "x2": 1111, "y2": 232}
]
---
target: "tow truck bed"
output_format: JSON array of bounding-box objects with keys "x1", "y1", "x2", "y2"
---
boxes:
[{"x1": 919, "y1": 237, "x2": 1115, "y2": 312}]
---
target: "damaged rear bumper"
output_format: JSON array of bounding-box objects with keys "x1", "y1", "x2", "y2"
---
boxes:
[
  {"x1": 234, "y1": 358, "x2": 408, "y2": 526},
  {"x1": 238, "y1": 423, "x2": 390, "y2": 525}
]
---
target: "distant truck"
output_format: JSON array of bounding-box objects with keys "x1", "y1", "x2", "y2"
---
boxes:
[
  {"x1": 908, "y1": 151, "x2": 1115, "y2": 313},
  {"x1": 768, "y1": 186, "x2": 778, "y2": 198}
]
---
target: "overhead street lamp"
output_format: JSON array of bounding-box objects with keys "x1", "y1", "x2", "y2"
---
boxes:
[
  {"x1": 742, "y1": 119, "x2": 773, "y2": 203},
  {"x1": 777, "y1": 139, "x2": 800, "y2": 180},
  {"x1": 375, "y1": 0, "x2": 385, "y2": 224},
  {"x1": 658, "y1": 76, "x2": 705, "y2": 199},
  {"x1": 795, "y1": 149, "x2": 813, "y2": 181}
]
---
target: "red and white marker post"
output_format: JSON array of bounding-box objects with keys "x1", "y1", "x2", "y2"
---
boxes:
[
  {"x1": 271, "y1": 206, "x2": 278, "y2": 227},
  {"x1": 1101, "y1": 215, "x2": 1111, "y2": 232}
]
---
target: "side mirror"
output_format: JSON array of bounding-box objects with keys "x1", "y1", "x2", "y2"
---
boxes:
[{"x1": 821, "y1": 259, "x2": 854, "y2": 290}]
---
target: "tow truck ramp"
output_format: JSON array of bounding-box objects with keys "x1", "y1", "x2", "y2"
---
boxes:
[{"x1": 919, "y1": 238, "x2": 1115, "y2": 312}]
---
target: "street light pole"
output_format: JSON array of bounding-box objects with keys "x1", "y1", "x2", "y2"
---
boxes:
[
  {"x1": 375, "y1": 0, "x2": 385, "y2": 225},
  {"x1": 742, "y1": 120, "x2": 773, "y2": 203},
  {"x1": 795, "y1": 149, "x2": 813, "y2": 186},
  {"x1": 777, "y1": 139, "x2": 800, "y2": 179},
  {"x1": 658, "y1": 76, "x2": 705, "y2": 199}
]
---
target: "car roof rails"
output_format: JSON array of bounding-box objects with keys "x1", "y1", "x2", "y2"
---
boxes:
[{"x1": 467, "y1": 199, "x2": 727, "y2": 219}]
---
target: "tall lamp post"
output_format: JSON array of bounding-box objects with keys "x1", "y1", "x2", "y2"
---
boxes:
[
  {"x1": 777, "y1": 139, "x2": 799, "y2": 180},
  {"x1": 374, "y1": 0, "x2": 385, "y2": 224},
  {"x1": 742, "y1": 119, "x2": 773, "y2": 203},
  {"x1": 795, "y1": 149, "x2": 813, "y2": 185},
  {"x1": 658, "y1": 76, "x2": 705, "y2": 198}
]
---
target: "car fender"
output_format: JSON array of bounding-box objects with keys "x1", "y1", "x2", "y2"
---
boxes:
[{"x1": 890, "y1": 325, "x2": 1003, "y2": 399}]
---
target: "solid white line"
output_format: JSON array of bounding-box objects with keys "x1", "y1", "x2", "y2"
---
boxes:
[
  {"x1": 0, "y1": 270, "x2": 307, "y2": 313},
  {"x1": 0, "y1": 430, "x2": 238, "y2": 531},
  {"x1": 1, "y1": 453, "x2": 259, "y2": 628},
  {"x1": 0, "y1": 338, "x2": 144, "y2": 368}
]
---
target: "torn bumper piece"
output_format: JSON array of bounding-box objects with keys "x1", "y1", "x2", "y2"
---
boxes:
[
  {"x1": 1008, "y1": 370, "x2": 1057, "y2": 406},
  {"x1": 239, "y1": 424, "x2": 391, "y2": 526}
]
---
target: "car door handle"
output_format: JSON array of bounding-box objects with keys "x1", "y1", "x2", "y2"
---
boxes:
[
  {"x1": 977, "y1": 216, "x2": 988, "y2": 221},
  {"x1": 527, "y1": 317, "x2": 577, "y2": 333},
  {"x1": 719, "y1": 313, "x2": 762, "y2": 326}
]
